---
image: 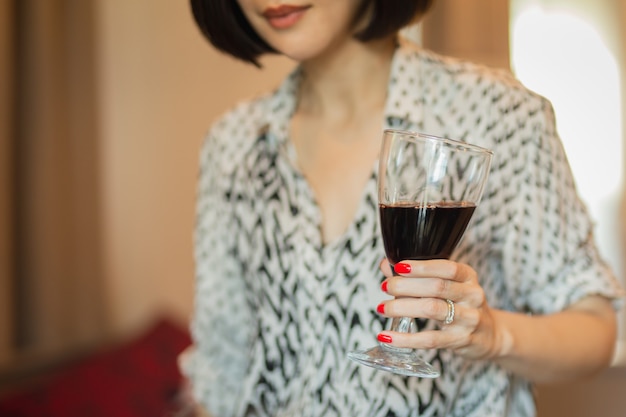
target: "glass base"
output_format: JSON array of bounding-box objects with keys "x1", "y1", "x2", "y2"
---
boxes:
[{"x1": 347, "y1": 344, "x2": 440, "y2": 378}]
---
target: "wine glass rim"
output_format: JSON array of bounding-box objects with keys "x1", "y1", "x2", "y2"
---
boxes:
[{"x1": 383, "y1": 129, "x2": 494, "y2": 155}]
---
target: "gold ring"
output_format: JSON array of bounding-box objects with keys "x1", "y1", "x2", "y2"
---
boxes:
[{"x1": 444, "y1": 299, "x2": 455, "y2": 325}]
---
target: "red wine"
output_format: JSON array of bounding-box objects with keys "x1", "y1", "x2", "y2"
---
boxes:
[{"x1": 379, "y1": 202, "x2": 476, "y2": 264}]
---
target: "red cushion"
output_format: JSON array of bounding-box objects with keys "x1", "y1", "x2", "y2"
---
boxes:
[{"x1": 0, "y1": 318, "x2": 192, "y2": 417}]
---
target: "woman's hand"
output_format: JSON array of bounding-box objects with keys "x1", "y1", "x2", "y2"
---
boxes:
[
  {"x1": 377, "y1": 258, "x2": 505, "y2": 361},
  {"x1": 377, "y1": 258, "x2": 618, "y2": 383}
]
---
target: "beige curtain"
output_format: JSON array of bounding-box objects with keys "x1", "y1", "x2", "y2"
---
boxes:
[
  {"x1": 0, "y1": 0, "x2": 108, "y2": 381},
  {"x1": 0, "y1": 0, "x2": 16, "y2": 371}
]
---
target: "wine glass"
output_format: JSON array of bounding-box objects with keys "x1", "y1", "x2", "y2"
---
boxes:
[{"x1": 347, "y1": 129, "x2": 493, "y2": 377}]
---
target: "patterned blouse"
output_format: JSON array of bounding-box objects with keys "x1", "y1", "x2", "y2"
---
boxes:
[{"x1": 183, "y1": 39, "x2": 623, "y2": 417}]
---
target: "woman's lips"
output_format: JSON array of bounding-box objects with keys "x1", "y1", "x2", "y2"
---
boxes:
[{"x1": 262, "y1": 5, "x2": 310, "y2": 29}]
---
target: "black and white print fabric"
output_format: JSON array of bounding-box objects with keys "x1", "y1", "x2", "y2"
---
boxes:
[{"x1": 184, "y1": 39, "x2": 623, "y2": 417}]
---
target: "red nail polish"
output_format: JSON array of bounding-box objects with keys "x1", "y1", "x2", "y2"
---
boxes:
[
  {"x1": 377, "y1": 333, "x2": 393, "y2": 343},
  {"x1": 381, "y1": 281, "x2": 388, "y2": 292},
  {"x1": 376, "y1": 303, "x2": 385, "y2": 314},
  {"x1": 394, "y1": 262, "x2": 411, "y2": 274}
]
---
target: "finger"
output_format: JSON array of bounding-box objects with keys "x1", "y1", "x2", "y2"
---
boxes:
[
  {"x1": 377, "y1": 329, "x2": 461, "y2": 350},
  {"x1": 394, "y1": 259, "x2": 476, "y2": 283},
  {"x1": 383, "y1": 276, "x2": 465, "y2": 300},
  {"x1": 379, "y1": 297, "x2": 458, "y2": 323}
]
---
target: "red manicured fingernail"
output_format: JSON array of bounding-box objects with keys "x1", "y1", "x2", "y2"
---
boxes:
[
  {"x1": 394, "y1": 262, "x2": 411, "y2": 274},
  {"x1": 381, "y1": 281, "x2": 388, "y2": 292},
  {"x1": 376, "y1": 303, "x2": 386, "y2": 314},
  {"x1": 377, "y1": 333, "x2": 393, "y2": 343}
]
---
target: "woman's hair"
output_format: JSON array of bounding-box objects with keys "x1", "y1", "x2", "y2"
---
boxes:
[{"x1": 190, "y1": 0, "x2": 434, "y2": 67}]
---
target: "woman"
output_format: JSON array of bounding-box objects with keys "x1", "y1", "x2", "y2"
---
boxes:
[{"x1": 180, "y1": 1, "x2": 623, "y2": 416}]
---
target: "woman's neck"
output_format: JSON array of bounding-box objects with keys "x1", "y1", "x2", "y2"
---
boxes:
[{"x1": 296, "y1": 36, "x2": 396, "y2": 123}]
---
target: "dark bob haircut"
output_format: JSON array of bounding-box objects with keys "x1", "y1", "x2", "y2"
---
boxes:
[{"x1": 190, "y1": 0, "x2": 434, "y2": 67}]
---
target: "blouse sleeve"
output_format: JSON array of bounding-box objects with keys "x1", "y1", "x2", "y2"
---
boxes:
[
  {"x1": 182, "y1": 129, "x2": 253, "y2": 417},
  {"x1": 502, "y1": 95, "x2": 624, "y2": 315}
]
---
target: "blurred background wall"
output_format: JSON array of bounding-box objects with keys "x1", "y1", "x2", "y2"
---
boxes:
[
  {"x1": 95, "y1": 0, "x2": 294, "y2": 341},
  {"x1": 1, "y1": 0, "x2": 625, "y2": 415},
  {"x1": 0, "y1": 0, "x2": 294, "y2": 388}
]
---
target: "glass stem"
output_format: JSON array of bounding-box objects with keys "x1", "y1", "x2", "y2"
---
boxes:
[
  {"x1": 380, "y1": 266, "x2": 416, "y2": 353},
  {"x1": 390, "y1": 316, "x2": 416, "y2": 333}
]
